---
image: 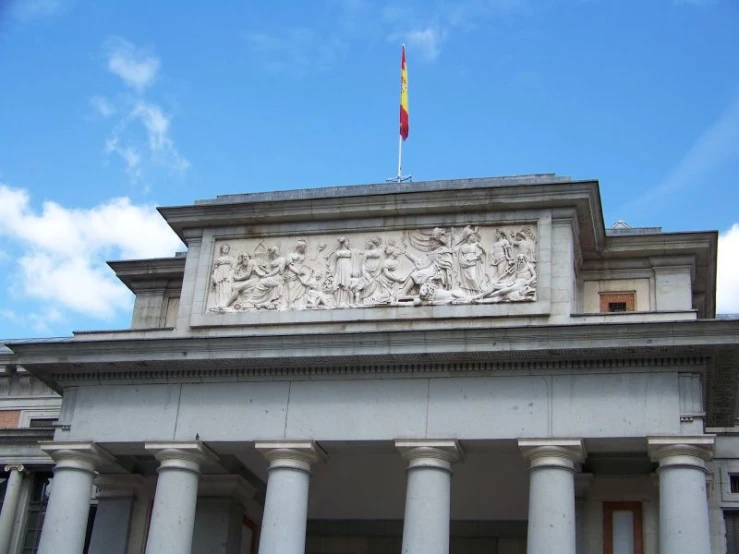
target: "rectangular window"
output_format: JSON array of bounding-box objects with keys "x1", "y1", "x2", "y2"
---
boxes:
[
  {"x1": 603, "y1": 502, "x2": 643, "y2": 554},
  {"x1": 600, "y1": 292, "x2": 636, "y2": 313},
  {"x1": 730, "y1": 474, "x2": 739, "y2": 494},
  {"x1": 28, "y1": 418, "x2": 58, "y2": 429},
  {"x1": 727, "y1": 511, "x2": 739, "y2": 553}
]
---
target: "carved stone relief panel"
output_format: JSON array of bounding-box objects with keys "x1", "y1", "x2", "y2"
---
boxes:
[{"x1": 206, "y1": 224, "x2": 537, "y2": 313}]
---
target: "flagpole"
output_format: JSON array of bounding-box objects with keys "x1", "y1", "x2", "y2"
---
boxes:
[{"x1": 397, "y1": 133, "x2": 403, "y2": 182}]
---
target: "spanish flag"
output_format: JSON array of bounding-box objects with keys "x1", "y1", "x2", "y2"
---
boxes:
[{"x1": 399, "y1": 45, "x2": 409, "y2": 141}]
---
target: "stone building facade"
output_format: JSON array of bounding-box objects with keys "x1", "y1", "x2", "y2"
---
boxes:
[{"x1": 2, "y1": 174, "x2": 739, "y2": 554}]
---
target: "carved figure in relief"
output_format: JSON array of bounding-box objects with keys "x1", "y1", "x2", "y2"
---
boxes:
[
  {"x1": 284, "y1": 239, "x2": 312, "y2": 309},
  {"x1": 456, "y1": 226, "x2": 487, "y2": 294},
  {"x1": 473, "y1": 254, "x2": 537, "y2": 303},
  {"x1": 211, "y1": 244, "x2": 235, "y2": 308},
  {"x1": 350, "y1": 237, "x2": 383, "y2": 305},
  {"x1": 370, "y1": 240, "x2": 406, "y2": 304},
  {"x1": 248, "y1": 246, "x2": 288, "y2": 309},
  {"x1": 303, "y1": 272, "x2": 336, "y2": 309},
  {"x1": 224, "y1": 252, "x2": 262, "y2": 308},
  {"x1": 489, "y1": 229, "x2": 514, "y2": 281},
  {"x1": 206, "y1": 224, "x2": 538, "y2": 313},
  {"x1": 418, "y1": 282, "x2": 467, "y2": 305},
  {"x1": 513, "y1": 228, "x2": 536, "y2": 264},
  {"x1": 326, "y1": 237, "x2": 355, "y2": 307},
  {"x1": 400, "y1": 227, "x2": 455, "y2": 295}
]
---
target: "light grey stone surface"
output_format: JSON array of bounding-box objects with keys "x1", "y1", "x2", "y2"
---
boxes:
[
  {"x1": 192, "y1": 499, "x2": 244, "y2": 554},
  {"x1": 426, "y1": 376, "x2": 550, "y2": 439},
  {"x1": 70, "y1": 385, "x2": 181, "y2": 442},
  {"x1": 174, "y1": 382, "x2": 290, "y2": 442},
  {"x1": 284, "y1": 379, "x2": 429, "y2": 440},
  {"x1": 551, "y1": 373, "x2": 680, "y2": 437},
  {"x1": 66, "y1": 372, "x2": 682, "y2": 442},
  {"x1": 87, "y1": 498, "x2": 134, "y2": 554}
]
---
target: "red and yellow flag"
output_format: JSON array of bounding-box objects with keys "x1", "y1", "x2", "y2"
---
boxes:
[{"x1": 399, "y1": 45, "x2": 409, "y2": 141}]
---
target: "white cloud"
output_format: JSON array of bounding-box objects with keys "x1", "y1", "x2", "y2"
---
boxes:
[
  {"x1": 0, "y1": 182, "x2": 182, "y2": 320},
  {"x1": 717, "y1": 223, "x2": 739, "y2": 314},
  {"x1": 106, "y1": 102, "x2": 190, "y2": 175},
  {"x1": 105, "y1": 37, "x2": 160, "y2": 93},
  {"x1": 94, "y1": 38, "x2": 189, "y2": 183},
  {"x1": 104, "y1": 135, "x2": 142, "y2": 180},
  {"x1": 90, "y1": 95, "x2": 116, "y2": 118}
]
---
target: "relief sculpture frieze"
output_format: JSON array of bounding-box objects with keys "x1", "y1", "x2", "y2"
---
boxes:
[{"x1": 206, "y1": 224, "x2": 537, "y2": 313}]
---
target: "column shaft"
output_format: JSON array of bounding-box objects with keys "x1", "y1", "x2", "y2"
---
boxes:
[
  {"x1": 402, "y1": 463, "x2": 452, "y2": 554},
  {"x1": 144, "y1": 442, "x2": 217, "y2": 554},
  {"x1": 649, "y1": 437, "x2": 714, "y2": 554},
  {"x1": 255, "y1": 441, "x2": 326, "y2": 554},
  {"x1": 396, "y1": 440, "x2": 463, "y2": 554},
  {"x1": 528, "y1": 463, "x2": 576, "y2": 553},
  {"x1": 519, "y1": 439, "x2": 585, "y2": 554},
  {"x1": 146, "y1": 466, "x2": 200, "y2": 553},
  {"x1": 0, "y1": 466, "x2": 24, "y2": 554},
  {"x1": 258, "y1": 467, "x2": 311, "y2": 554},
  {"x1": 37, "y1": 443, "x2": 114, "y2": 554}
]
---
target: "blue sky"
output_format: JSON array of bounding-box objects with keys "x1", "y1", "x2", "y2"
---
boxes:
[{"x1": 1, "y1": 0, "x2": 738, "y2": 338}]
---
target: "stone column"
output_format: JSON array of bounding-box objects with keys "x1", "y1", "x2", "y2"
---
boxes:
[
  {"x1": 255, "y1": 441, "x2": 327, "y2": 554},
  {"x1": 37, "y1": 442, "x2": 115, "y2": 554},
  {"x1": 144, "y1": 442, "x2": 218, "y2": 554},
  {"x1": 0, "y1": 464, "x2": 25, "y2": 554},
  {"x1": 519, "y1": 439, "x2": 586, "y2": 554},
  {"x1": 648, "y1": 436, "x2": 715, "y2": 554},
  {"x1": 395, "y1": 440, "x2": 464, "y2": 554}
]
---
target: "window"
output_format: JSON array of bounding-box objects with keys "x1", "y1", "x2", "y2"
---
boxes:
[
  {"x1": 726, "y1": 512, "x2": 739, "y2": 553},
  {"x1": 22, "y1": 472, "x2": 52, "y2": 554},
  {"x1": 600, "y1": 292, "x2": 636, "y2": 313},
  {"x1": 731, "y1": 474, "x2": 739, "y2": 494},
  {"x1": 603, "y1": 502, "x2": 643, "y2": 554},
  {"x1": 28, "y1": 418, "x2": 58, "y2": 429}
]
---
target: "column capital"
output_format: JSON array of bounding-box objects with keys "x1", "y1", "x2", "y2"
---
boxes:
[
  {"x1": 4, "y1": 463, "x2": 25, "y2": 473},
  {"x1": 145, "y1": 441, "x2": 219, "y2": 474},
  {"x1": 40, "y1": 442, "x2": 115, "y2": 474},
  {"x1": 395, "y1": 439, "x2": 464, "y2": 472},
  {"x1": 94, "y1": 474, "x2": 152, "y2": 499},
  {"x1": 519, "y1": 439, "x2": 586, "y2": 471},
  {"x1": 648, "y1": 436, "x2": 715, "y2": 471},
  {"x1": 255, "y1": 440, "x2": 327, "y2": 472}
]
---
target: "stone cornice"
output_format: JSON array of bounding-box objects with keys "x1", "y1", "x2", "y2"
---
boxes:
[
  {"x1": 0, "y1": 428, "x2": 54, "y2": 445},
  {"x1": 158, "y1": 178, "x2": 606, "y2": 252},
  {"x1": 107, "y1": 257, "x2": 186, "y2": 294},
  {"x1": 8, "y1": 320, "x2": 739, "y2": 371}
]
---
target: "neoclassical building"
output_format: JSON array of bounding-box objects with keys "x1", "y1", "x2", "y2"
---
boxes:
[{"x1": 2, "y1": 174, "x2": 739, "y2": 554}]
